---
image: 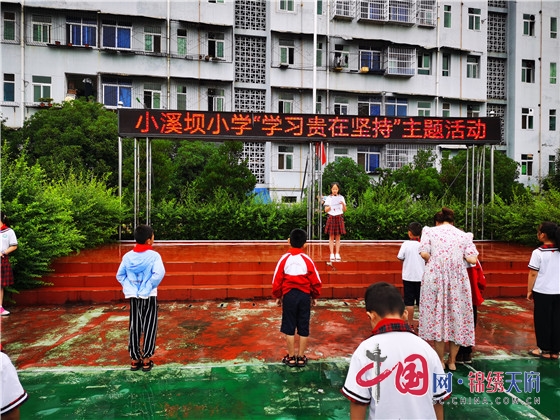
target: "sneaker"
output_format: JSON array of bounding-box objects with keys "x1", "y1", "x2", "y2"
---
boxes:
[
  {"x1": 0, "y1": 307, "x2": 10, "y2": 316},
  {"x1": 330, "y1": 254, "x2": 335, "y2": 262},
  {"x1": 335, "y1": 254, "x2": 341, "y2": 262}
]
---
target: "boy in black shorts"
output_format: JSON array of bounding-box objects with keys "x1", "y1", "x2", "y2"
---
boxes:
[{"x1": 272, "y1": 228, "x2": 322, "y2": 367}]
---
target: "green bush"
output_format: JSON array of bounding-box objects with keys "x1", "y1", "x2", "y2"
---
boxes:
[{"x1": 1, "y1": 148, "x2": 124, "y2": 291}]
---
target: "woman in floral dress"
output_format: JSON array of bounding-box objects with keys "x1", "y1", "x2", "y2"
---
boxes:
[{"x1": 418, "y1": 207, "x2": 479, "y2": 371}]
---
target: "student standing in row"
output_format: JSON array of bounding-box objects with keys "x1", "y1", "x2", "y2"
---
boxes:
[
  {"x1": 397, "y1": 221, "x2": 425, "y2": 330},
  {"x1": 0, "y1": 212, "x2": 18, "y2": 316},
  {"x1": 272, "y1": 228, "x2": 322, "y2": 367},
  {"x1": 527, "y1": 221, "x2": 560, "y2": 360}
]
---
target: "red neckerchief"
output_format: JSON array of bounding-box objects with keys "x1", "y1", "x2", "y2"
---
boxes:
[
  {"x1": 540, "y1": 244, "x2": 557, "y2": 252},
  {"x1": 371, "y1": 318, "x2": 414, "y2": 336},
  {"x1": 133, "y1": 244, "x2": 153, "y2": 252},
  {"x1": 413, "y1": 238, "x2": 420, "y2": 242},
  {"x1": 0, "y1": 224, "x2": 8, "y2": 231}
]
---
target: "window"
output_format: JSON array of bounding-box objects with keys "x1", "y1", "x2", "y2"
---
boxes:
[
  {"x1": 443, "y1": 5, "x2": 451, "y2": 28},
  {"x1": 388, "y1": 0, "x2": 412, "y2": 23},
  {"x1": 552, "y1": 17, "x2": 558, "y2": 38},
  {"x1": 317, "y1": 0, "x2": 323, "y2": 15},
  {"x1": 32, "y1": 15, "x2": 51, "y2": 43},
  {"x1": 102, "y1": 77, "x2": 132, "y2": 107},
  {"x1": 209, "y1": 0, "x2": 224, "y2": 3},
  {"x1": 523, "y1": 14, "x2": 535, "y2": 36},
  {"x1": 467, "y1": 104, "x2": 480, "y2": 118},
  {"x1": 521, "y1": 60, "x2": 535, "y2": 83},
  {"x1": 417, "y1": 52, "x2": 431, "y2": 75},
  {"x1": 208, "y1": 88, "x2": 224, "y2": 111},
  {"x1": 521, "y1": 154, "x2": 533, "y2": 176},
  {"x1": 278, "y1": 145, "x2": 294, "y2": 170},
  {"x1": 208, "y1": 32, "x2": 224, "y2": 58},
  {"x1": 278, "y1": 94, "x2": 293, "y2": 113},
  {"x1": 386, "y1": 97, "x2": 408, "y2": 116},
  {"x1": 333, "y1": 44, "x2": 349, "y2": 68},
  {"x1": 551, "y1": 63, "x2": 557, "y2": 84},
  {"x1": 334, "y1": 147, "x2": 349, "y2": 161},
  {"x1": 177, "y1": 85, "x2": 187, "y2": 110},
  {"x1": 281, "y1": 196, "x2": 297, "y2": 203},
  {"x1": 358, "y1": 146, "x2": 381, "y2": 173},
  {"x1": 143, "y1": 83, "x2": 161, "y2": 109},
  {"x1": 522, "y1": 108, "x2": 534, "y2": 129},
  {"x1": 467, "y1": 55, "x2": 480, "y2": 78},
  {"x1": 334, "y1": 97, "x2": 348, "y2": 115},
  {"x1": 280, "y1": 0, "x2": 295, "y2": 12},
  {"x1": 3, "y1": 11, "x2": 16, "y2": 41},
  {"x1": 316, "y1": 95, "x2": 322, "y2": 114},
  {"x1": 32, "y1": 75, "x2": 51, "y2": 101},
  {"x1": 279, "y1": 39, "x2": 294, "y2": 66},
  {"x1": 66, "y1": 17, "x2": 97, "y2": 46},
  {"x1": 442, "y1": 53, "x2": 450, "y2": 76},
  {"x1": 550, "y1": 109, "x2": 557, "y2": 131},
  {"x1": 468, "y1": 8, "x2": 481, "y2": 30},
  {"x1": 442, "y1": 102, "x2": 450, "y2": 117},
  {"x1": 549, "y1": 155, "x2": 556, "y2": 175},
  {"x1": 3, "y1": 73, "x2": 15, "y2": 101},
  {"x1": 316, "y1": 42, "x2": 323, "y2": 67},
  {"x1": 358, "y1": 96, "x2": 381, "y2": 116},
  {"x1": 102, "y1": 20, "x2": 132, "y2": 49},
  {"x1": 359, "y1": 49, "x2": 382, "y2": 72},
  {"x1": 387, "y1": 47, "x2": 415, "y2": 76},
  {"x1": 177, "y1": 29, "x2": 187, "y2": 55},
  {"x1": 145, "y1": 26, "x2": 161, "y2": 53},
  {"x1": 417, "y1": 101, "x2": 431, "y2": 116}
]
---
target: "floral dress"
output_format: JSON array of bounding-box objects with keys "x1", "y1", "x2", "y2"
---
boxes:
[{"x1": 418, "y1": 224, "x2": 478, "y2": 346}]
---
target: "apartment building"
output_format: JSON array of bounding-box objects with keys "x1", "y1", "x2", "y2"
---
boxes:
[{"x1": 1, "y1": 0, "x2": 559, "y2": 201}]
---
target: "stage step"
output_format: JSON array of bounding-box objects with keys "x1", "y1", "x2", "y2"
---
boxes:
[{"x1": 15, "y1": 241, "x2": 532, "y2": 306}]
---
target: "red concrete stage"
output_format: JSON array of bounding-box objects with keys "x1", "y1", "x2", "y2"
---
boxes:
[{"x1": 15, "y1": 240, "x2": 531, "y2": 306}]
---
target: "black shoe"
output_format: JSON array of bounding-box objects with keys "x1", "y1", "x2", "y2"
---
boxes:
[
  {"x1": 455, "y1": 354, "x2": 464, "y2": 364},
  {"x1": 463, "y1": 354, "x2": 472, "y2": 364}
]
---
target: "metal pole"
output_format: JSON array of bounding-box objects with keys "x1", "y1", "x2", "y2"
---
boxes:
[
  {"x1": 134, "y1": 138, "x2": 138, "y2": 230},
  {"x1": 118, "y1": 136, "x2": 122, "y2": 240},
  {"x1": 146, "y1": 137, "x2": 151, "y2": 226}
]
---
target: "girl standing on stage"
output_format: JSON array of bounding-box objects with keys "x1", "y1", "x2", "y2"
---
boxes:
[{"x1": 324, "y1": 182, "x2": 346, "y2": 262}]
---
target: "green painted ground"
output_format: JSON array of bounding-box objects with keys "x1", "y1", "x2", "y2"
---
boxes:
[{"x1": 19, "y1": 358, "x2": 559, "y2": 419}]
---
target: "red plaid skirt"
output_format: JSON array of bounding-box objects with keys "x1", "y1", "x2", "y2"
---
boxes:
[
  {"x1": 325, "y1": 214, "x2": 346, "y2": 236},
  {"x1": 1, "y1": 257, "x2": 15, "y2": 287}
]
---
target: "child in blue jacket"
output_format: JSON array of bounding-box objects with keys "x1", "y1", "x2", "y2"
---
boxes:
[{"x1": 116, "y1": 225, "x2": 165, "y2": 372}]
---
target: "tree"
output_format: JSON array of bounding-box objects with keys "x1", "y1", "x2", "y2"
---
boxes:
[
  {"x1": 542, "y1": 147, "x2": 560, "y2": 190},
  {"x1": 193, "y1": 141, "x2": 256, "y2": 201},
  {"x1": 440, "y1": 147, "x2": 526, "y2": 203},
  {"x1": 10, "y1": 99, "x2": 119, "y2": 186},
  {"x1": 375, "y1": 150, "x2": 443, "y2": 200},
  {"x1": 321, "y1": 157, "x2": 372, "y2": 200}
]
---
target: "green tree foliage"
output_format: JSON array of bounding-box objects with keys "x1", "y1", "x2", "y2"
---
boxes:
[
  {"x1": 440, "y1": 147, "x2": 526, "y2": 203},
  {"x1": 193, "y1": 141, "x2": 257, "y2": 202},
  {"x1": 542, "y1": 148, "x2": 560, "y2": 190},
  {"x1": 321, "y1": 157, "x2": 372, "y2": 201},
  {"x1": 375, "y1": 150, "x2": 444, "y2": 199},
  {"x1": 0, "y1": 146, "x2": 124, "y2": 291},
  {"x1": 7, "y1": 99, "x2": 119, "y2": 186}
]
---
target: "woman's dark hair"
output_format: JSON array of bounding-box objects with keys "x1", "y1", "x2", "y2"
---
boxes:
[
  {"x1": 539, "y1": 221, "x2": 560, "y2": 247},
  {"x1": 434, "y1": 207, "x2": 454, "y2": 225}
]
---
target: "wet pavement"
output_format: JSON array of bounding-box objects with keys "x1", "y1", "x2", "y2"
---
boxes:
[{"x1": 2, "y1": 297, "x2": 559, "y2": 419}]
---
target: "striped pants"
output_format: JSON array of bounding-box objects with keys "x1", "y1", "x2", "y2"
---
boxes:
[{"x1": 128, "y1": 296, "x2": 158, "y2": 360}]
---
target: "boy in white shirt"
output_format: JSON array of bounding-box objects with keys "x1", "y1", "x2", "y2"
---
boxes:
[{"x1": 397, "y1": 222, "x2": 425, "y2": 330}]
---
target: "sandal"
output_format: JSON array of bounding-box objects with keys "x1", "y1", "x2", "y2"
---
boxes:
[
  {"x1": 551, "y1": 353, "x2": 559, "y2": 360},
  {"x1": 282, "y1": 354, "x2": 297, "y2": 367},
  {"x1": 142, "y1": 359, "x2": 154, "y2": 372},
  {"x1": 130, "y1": 360, "x2": 142, "y2": 371},
  {"x1": 528, "y1": 349, "x2": 553, "y2": 359},
  {"x1": 296, "y1": 355, "x2": 308, "y2": 367}
]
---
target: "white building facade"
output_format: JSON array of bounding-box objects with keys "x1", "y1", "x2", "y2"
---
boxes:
[{"x1": 1, "y1": 0, "x2": 559, "y2": 200}]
